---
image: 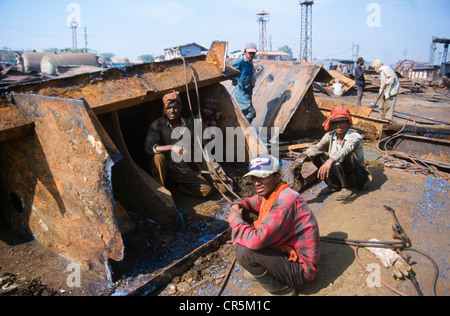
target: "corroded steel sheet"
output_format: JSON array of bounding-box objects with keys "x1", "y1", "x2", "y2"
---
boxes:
[
  {"x1": 101, "y1": 111, "x2": 180, "y2": 228},
  {"x1": 1, "y1": 43, "x2": 239, "y2": 144},
  {"x1": 224, "y1": 61, "x2": 332, "y2": 142},
  {"x1": 315, "y1": 97, "x2": 373, "y2": 117},
  {"x1": 0, "y1": 94, "x2": 124, "y2": 280},
  {"x1": 391, "y1": 134, "x2": 450, "y2": 168},
  {"x1": 206, "y1": 41, "x2": 228, "y2": 72},
  {"x1": 5, "y1": 53, "x2": 239, "y2": 116},
  {"x1": 316, "y1": 97, "x2": 388, "y2": 134},
  {"x1": 0, "y1": 102, "x2": 34, "y2": 142}
]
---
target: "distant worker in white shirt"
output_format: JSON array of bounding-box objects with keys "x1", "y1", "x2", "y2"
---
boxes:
[{"x1": 372, "y1": 60, "x2": 400, "y2": 121}]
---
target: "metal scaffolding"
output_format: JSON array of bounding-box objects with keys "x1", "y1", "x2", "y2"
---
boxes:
[
  {"x1": 299, "y1": 1, "x2": 313, "y2": 62},
  {"x1": 71, "y1": 19, "x2": 79, "y2": 52},
  {"x1": 433, "y1": 36, "x2": 450, "y2": 76}
]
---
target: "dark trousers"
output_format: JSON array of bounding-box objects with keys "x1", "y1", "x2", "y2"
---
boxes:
[
  {"x1": 151, "y1": 153, "x2": 213, "y2": 198},
  {"x1": 235, "y1": 244, "x2": 306, "y2": 290},
  {"x1": 312, "y1": 153, "x2": 368, "y2": 190},
  {"x1": 356, "y1": 85, "x2": 364, "y2": 106}
]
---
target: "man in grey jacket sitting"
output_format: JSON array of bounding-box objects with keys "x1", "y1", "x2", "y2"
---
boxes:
[{"x1": 290, "y1": 107, "x2": 371, "y2": 201}]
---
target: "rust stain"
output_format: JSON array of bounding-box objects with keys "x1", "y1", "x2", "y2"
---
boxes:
[
  {"x1": 224, "y1": 61, "x2": 331, "y2": 142},
  {"x1": 5, "y1": 55, "x2": 238, "y2": 116},
  {"x1": 0, "y1": 94, "x2": 124, "y2": 280},
  {"x1": 0, "y1": 43, "x2": 243, "y2": 279}
]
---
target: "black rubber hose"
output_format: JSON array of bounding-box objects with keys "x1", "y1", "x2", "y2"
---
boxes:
[{"x1": 402, "y1": 248, "x2": 439, "y2": 296}]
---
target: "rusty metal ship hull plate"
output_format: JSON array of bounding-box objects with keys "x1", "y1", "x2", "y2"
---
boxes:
[
  {"x1": 391, "y1": 134, "x2": 450, "y2": 169},
  {"x1": 224, "y1": 61, "x2": 333, "y2": 142},
  {"x1": 3, "y1": 54, "x2": 239, "y2": 116},
  {"x1": 0, "y1": 94, "x2": 124, "y2": 280}
]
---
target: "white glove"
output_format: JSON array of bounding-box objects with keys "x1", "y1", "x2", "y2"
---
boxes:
[{"x1": 366, "y1": 239, "x2": 411, "y2": 278}]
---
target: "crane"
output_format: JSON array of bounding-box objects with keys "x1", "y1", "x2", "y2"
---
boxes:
[{"x1": 432, "y1": 36, "x2": 450, "y2": 76}]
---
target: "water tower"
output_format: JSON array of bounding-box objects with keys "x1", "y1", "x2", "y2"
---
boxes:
[{"x1": 256, "y1": 10, "x2": 270, "y2": 59}]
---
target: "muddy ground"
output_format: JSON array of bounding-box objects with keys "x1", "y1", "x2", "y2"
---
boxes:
[{"x1": 0, "y1": 89, "x2": 449, "y2": 296}]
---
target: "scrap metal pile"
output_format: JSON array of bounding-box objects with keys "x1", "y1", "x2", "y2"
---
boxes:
[{"x1": 0, "y1": 41, "x2": 448, "y2": 296}]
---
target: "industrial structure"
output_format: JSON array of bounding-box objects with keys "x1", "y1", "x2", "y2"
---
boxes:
[
  {"x1": 84, "y1": 27, "x2": 88, "y2": 53},
  {"x1": 432, "y1": 36, "x2": 450, "y2": 76},
  {"x1": 70, "y1": 19, "x2": 79, "y2": 52},
  {"x1": 352, "y1": 43, "x2": 360, "y2": 66},
  {"x1": 256, "y1": 10, "x2": 270, "y2": 60},
  {"x1": 299, "y1": 1, "x2": 313, "y2": 62}
]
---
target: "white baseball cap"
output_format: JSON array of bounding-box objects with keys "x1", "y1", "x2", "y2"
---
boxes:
[{"x1": 244, "y1": 155, "x2": 280, "y2": 178}]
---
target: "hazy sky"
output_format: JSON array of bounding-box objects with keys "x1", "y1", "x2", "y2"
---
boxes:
[{"x1": 1, "y1": 0, "x2": 449, "y2": 64}]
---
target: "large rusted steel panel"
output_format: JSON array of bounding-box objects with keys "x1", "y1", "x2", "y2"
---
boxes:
[
  {"x1": 4, "y1": 53, "x2": 239, "y2": 116},
  {"x1": 0, "y1": 94, "x2": 124, "y2": 280},
  {"x1": 224, "y1": 61, "x2": 332, "y2": 142},
  {"x1": 389, "y1": 134, "x2": 450, "y2": 169},
  {"x1": 0, "y1": 42, "x2": 265, "y2": 281},
  {"x1": 206, "y1": 41, "x2": 228, "y2": 72}
]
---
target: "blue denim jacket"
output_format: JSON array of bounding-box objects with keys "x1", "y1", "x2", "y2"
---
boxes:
[{"x1": 231, "y1": 56, "x2": 255, "y2": 98}]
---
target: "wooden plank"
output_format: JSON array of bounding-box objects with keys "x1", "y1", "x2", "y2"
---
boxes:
[{"x1": 279, "y1": 142, "x2": 313, "y2": 152}]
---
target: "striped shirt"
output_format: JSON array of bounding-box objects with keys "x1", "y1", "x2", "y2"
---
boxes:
[{"x1": 229, "y1": 187, "x2": 320, "y2": 281}]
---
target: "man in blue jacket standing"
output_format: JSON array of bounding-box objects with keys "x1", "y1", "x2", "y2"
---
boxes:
[{"x1": 231, "y1": 43, "x2": 258, "y2": 123}]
